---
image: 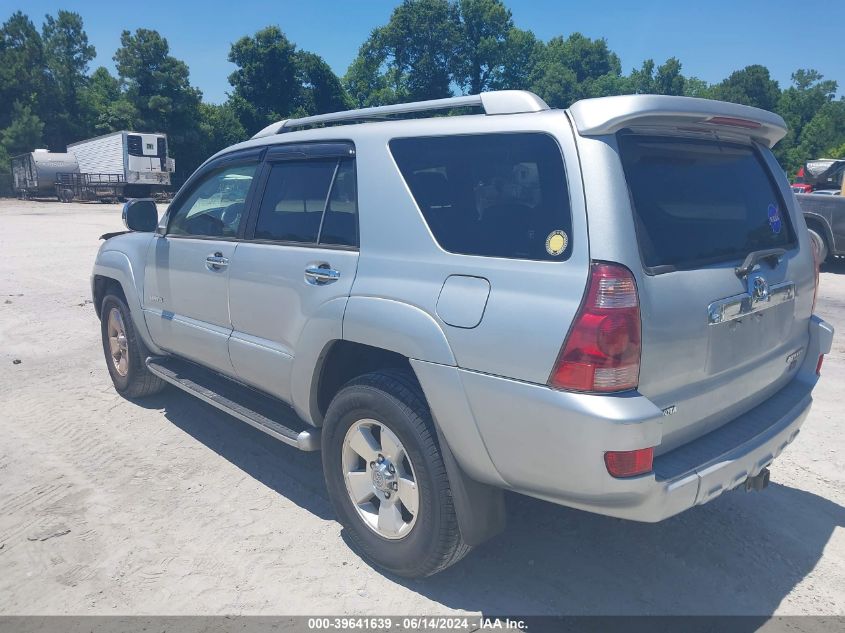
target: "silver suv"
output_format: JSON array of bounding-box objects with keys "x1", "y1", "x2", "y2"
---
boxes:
[{"x1": 92, "y1": 90, "x2": 834, "y2": 577}]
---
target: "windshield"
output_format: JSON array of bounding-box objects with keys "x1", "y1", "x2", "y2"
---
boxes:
[{"x1": 618, "y1": 135, "x2": 796, "y2": 273}]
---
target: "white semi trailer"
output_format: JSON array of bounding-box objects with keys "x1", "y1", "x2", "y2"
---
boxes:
[{"x1": 68, "y1": 131, "x2": 175, "y2": 197}]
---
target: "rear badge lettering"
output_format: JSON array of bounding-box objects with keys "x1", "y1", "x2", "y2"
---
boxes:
[
  {"x1": 662, "y1": 405, "x2": 677, "y2": 417},
  {"x1": 786, "y1": 349, "x2": 802, "y2": 370},
  {"x1": 545, "y1": 230, "x2": 568, "y2": 256},
  {"x1": 767, "y1": 203, "x2": 782, "y2": 234}
]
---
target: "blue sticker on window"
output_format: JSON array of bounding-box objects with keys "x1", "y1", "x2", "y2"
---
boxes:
[{"x1": 767, "y1": 203, "x2": 782, "y2": 234}]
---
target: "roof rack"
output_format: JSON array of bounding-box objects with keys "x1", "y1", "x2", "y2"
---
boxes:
[{"x1": 251, "y1": 90, "x2": 550, "y2": 139}]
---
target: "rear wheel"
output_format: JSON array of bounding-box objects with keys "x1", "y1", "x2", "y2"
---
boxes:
[
  {"x1": 321, "y1": 369, "x2": 470, "y2": 577},
  {"x1": 808, "y1": 228, "x2": 829, "y2": 264},
  {"x1": 100, "y1": 294, "x2": 165, "y2": 398}
]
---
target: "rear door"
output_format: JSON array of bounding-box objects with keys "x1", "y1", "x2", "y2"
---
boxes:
[
  {"x1": 226, "y1": 142, "x2": 359, "y2": 402},
  {"x1": 617, "y1": 134, "x2": 815, "y2": 450}
]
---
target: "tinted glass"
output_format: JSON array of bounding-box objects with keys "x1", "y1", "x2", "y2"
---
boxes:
[
  {"x1": 254, "y1": 161, "x2": 337, "y2": 243},
  {"x1": 127, "y1": 134, "x2": 142, "y2": 157},
  {"x1": 320, "y1": 159, "x2": 358, "y2": 246},
  {"x1": 168, "y1": 163, "x2": 257, "y2": 238},
  {"x1": 390, "y1": 133, "x2": 572, "y2": 261},
  {"x1": 619, "y1": 135, "x2": 796, "y2": 271}
]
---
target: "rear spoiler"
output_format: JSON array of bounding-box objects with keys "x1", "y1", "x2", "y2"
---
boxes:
[{"x1": 568, "y1": 95, "x2": 787, "y2": 148}]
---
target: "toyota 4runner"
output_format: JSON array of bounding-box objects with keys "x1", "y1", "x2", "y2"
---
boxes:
[{"x1": 92, "y1": 91, "x2": 834, "y2": 577}]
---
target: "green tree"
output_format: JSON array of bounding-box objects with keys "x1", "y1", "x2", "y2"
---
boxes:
[
  {"x1": 628, "y1": 59, "x2": 656, "y2": 94},
  {"x1": 489, "y1": 27, "x2": 541, "y2": 90},
  {"x1": 452, "y1": 0, "x2": 513, "y2": 94},
  {"x1": 529, "y1": 57, "x2": 578, "y2": 108},
  {"x1": 296, "y1": 51, "x2": 353, "y2": 115},
  {"x1": 227, "y1": 26, "x2": 351, "y2": 133},
  {"x1": 81, "y1": 66, "x2": 122, "y2": 129},
  {"x1": 775, "y1": 69, "x2": 837, "y2": 172},
  {"x1": 790, "y1": 100, "x2": 845, "y2": 170},
  {"x1": 530, "y1": 33, "x2": 622, "y2": 106},
  {"x1": 0, "y1": 12, "x2": 50, "y2": 131},
  {"x1": 629, "y1": 58, "x2": 687, "y2": 97},
  {"x1": 654, "y1": 57, "x2": 685, "y2": 96},
  {"x1": 228, "y1": 26, "x2": 300, "y2": 131},
  {"x1": 1, "y1": 101, "x2": 45, "y2": 155},
  {"x1": 114, "y1": 28, "x2": 202, "y2": 130},
  {"x1": 683, "y1": 76, "x2": 711, "y2": 98},
  {"x1": 41, "y1": 10, "x2": 95, "y2": 147},
  {"x1": 711, "y1": 64, "x2": 780, "y2": 111},
  {"x1": 344, "y1": 37, "x2": 399, "y2": 107},
  {"x1": 95, "y1": 97, "x2": 139, "y2": 134},
  {"x1": 197, "y1": 102, "x2": 246, "y2": 158},
  {"x1": 345, "y1": 0, "x2": 458, "y2": 106},
  {"x1": 81, "y1": 65, "x2": 140, "y2": 133},
  {"x1": 114, "y1": 28, "x2": 204, "y2": 174}
]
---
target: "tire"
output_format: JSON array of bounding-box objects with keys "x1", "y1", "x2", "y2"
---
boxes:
[
  {"x1": 100, "y1": 294, "x2": 166, "y2": 398},
  {"x1": 322, "y1": 369, "x2": 470, "y2": 578},
  {"x1": 808, "y1": 228, "x2": 829, "y2": 264}
]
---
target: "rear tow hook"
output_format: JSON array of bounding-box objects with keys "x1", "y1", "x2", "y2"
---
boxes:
[{"x1": 744, "y1": 467, "x2": 770, "y2": 492}]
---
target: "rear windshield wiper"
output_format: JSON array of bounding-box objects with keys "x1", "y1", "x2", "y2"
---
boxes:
[{"x1": 735, "y1": 248, "x2": 786, "y2": 278}]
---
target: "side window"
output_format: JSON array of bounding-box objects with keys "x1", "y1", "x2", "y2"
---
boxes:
[
  {"x1": 389, "y1": 133, "x2": 572, "y2": 261},
  {"x1": 168, "y1": 163, "x2": 257, "y2": 238},
  {"x1": 253, "y1": 158, "x2": 358, "y2": 247},
  {"x1": 320, "y1": 159, "x2": 358, "y2": 246}
]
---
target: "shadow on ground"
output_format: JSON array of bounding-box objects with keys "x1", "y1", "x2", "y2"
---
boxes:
[
  {"x1": 139, "y1": 390, "x2": 844, "y2": 615},
  {"x1": 821, "y1": 257, "x2": 845, "y2": 274}
]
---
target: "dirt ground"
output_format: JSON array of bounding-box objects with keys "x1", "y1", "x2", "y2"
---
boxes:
[{"x1": 0, "y1": 198, "x2": 843, "y2": 616}]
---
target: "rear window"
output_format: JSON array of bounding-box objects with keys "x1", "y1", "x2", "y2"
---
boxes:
[
  {"x1": 390, "y1": 133, "x2": 572, "y2": 261},
  {"x1": 618, "y1": 135, "x2": 795, "y2": 272},
  {"x1": 253, "y1": 158, "x2": 358, "y2": 247}
]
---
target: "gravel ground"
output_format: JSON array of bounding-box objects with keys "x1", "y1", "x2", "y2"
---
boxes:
[{"x1": 0, "y1": 198, "x2": 843, "y2": 616}]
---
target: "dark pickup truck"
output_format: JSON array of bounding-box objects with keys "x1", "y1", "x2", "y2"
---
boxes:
[{"x1": 799, "y1": 193, "x2": 845, "y2": 262}]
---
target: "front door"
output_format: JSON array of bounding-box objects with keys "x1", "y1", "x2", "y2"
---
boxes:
[
  {"x1": 226, "y1": 145, "x2": 359, "y2": 401},
  {"x1": 143, "y1": 159, "x2": 260, "y2": 375}
]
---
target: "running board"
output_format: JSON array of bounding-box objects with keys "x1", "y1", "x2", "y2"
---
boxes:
[{"x1": 146, "y1": 356, "x2": 320, "y2": 451}]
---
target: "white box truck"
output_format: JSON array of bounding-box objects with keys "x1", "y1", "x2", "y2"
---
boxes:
[{"x1": 68, "y1": 131, "x2": 175, "y2": 197}]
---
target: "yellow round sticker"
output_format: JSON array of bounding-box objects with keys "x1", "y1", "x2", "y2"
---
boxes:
[{"x1": 545, "y1": 230, "x2": 568, "y2": 256}]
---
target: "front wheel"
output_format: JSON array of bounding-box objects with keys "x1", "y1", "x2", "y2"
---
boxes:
[
  {"x1": 322, "y1": 370, "x2": 470, "y2": 577},
  {"x1": 100, "y1": 294, "x2": 165, "y2": 398}
]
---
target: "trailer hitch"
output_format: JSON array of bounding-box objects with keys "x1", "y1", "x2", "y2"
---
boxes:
[{"x1": 744, "y1": 467, "x2": 771, "y2": 492}]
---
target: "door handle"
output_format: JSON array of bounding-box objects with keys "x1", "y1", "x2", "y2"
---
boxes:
[
  {"x1": 305, "y1": 265, "x2": 340, "y2": 284},
  {"x1": 206, "y1": 252, "x2": 229, "y2": 270}
]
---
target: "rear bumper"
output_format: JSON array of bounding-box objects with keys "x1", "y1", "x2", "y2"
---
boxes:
[
  {"x1": 414, "y1": 315, "x2": 833, "y2": 522},
  {"x1": 621, "y1": 379, "x2": 810, "y2": 521}
]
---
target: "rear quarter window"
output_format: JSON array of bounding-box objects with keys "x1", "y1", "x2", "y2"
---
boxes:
[
  {"x1": 618, "y1": 135, "x2": 796, "y2": 273},
  {"x1": 390, "y1": 133, "x2": 573, "y2": 261}
]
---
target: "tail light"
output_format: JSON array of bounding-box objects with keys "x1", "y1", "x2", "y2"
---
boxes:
[
  {"x1": 816, "y1": 354, "x2": 824, "y2": 376},
  {"x1": 705, "y1": 116, "x2": 762, "y2": 129},
  {"x1": 605, "y1": 448, "x2": 654, "y2": 478},
  {"x1": 549, "y1": 262, "x2": 641, "y2": 392}
]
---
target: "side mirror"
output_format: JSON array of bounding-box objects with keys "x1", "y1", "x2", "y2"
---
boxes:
[{"x1": 122, "y1": 199, "x2": 158, "y2": 232}]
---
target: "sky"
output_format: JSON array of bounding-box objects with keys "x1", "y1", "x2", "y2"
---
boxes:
[{"x1": 4, "y1": 0, "x2": 844, "y2": 104}]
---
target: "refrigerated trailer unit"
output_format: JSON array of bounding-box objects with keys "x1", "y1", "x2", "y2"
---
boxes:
[
  {"x1": 67, "y1": 131, "x2": 175, "y2": 197},
  {"x1": 11, "y1": 150, "x2": 79, "y2": 199}
]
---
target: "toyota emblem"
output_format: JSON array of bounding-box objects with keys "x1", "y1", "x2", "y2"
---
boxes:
[{"x1": 750, "y1": 276, "x2": 769, "y2": 302}]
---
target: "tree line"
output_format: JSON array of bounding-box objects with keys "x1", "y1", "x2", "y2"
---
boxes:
[{"x1": 1, "y1": 0, "x2": 844, "y2": 184}]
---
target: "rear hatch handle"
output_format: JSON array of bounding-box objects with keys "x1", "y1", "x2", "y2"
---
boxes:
[{"x1": 735, "y1": 248, "x2": 786, "y2": 278}]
